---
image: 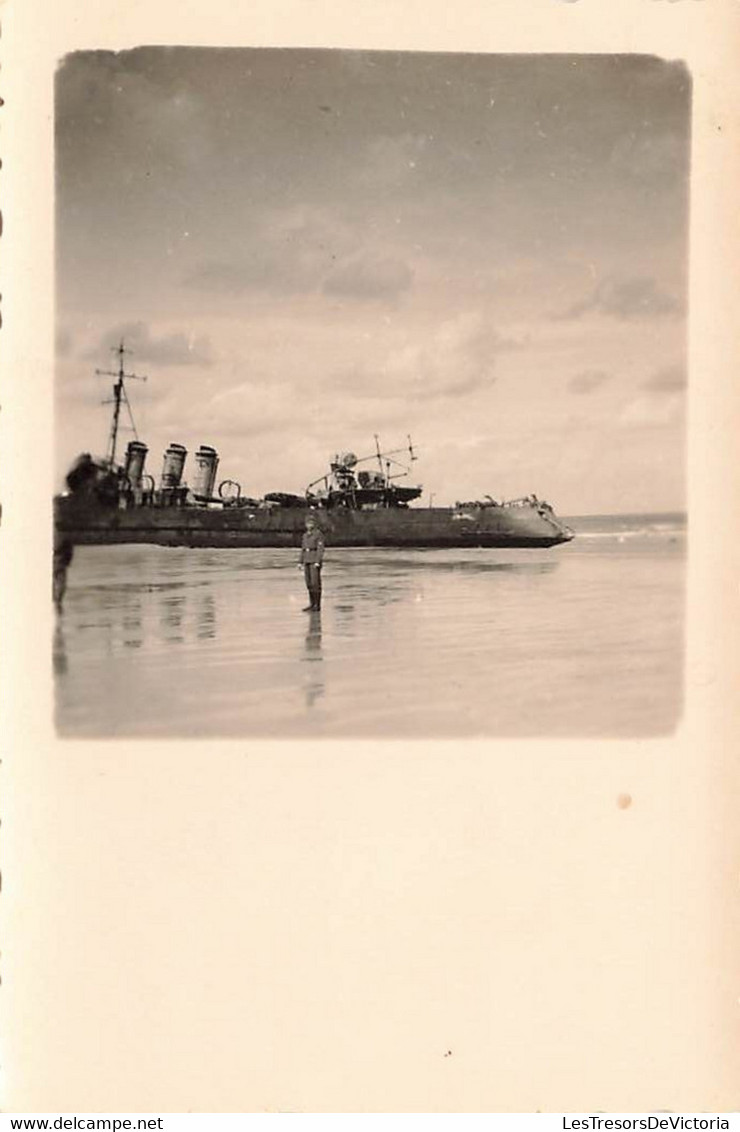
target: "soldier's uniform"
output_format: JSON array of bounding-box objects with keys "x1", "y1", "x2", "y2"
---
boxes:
[{"x1": 300, "y1": 524, "x2": 325, "y2": 611}]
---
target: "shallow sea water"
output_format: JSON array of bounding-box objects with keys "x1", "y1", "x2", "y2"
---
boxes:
[{"x1": 54, "y1": 516, "x2": 685, "y2": 738}]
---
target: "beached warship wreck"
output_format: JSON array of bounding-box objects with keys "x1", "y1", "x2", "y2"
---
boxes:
[{"x1": 54, "y1": 344, "x2": 575, "y2": 550}]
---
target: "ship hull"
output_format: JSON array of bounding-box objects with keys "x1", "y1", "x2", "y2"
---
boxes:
[{"x1": 55, "y1": 495, "x2": 574, "y2": 549}]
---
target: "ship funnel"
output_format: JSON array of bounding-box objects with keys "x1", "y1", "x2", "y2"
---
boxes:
[
  {"x1": 124, "y1": 440, "x2": 148, "y2": 489},
  {"x1": 192, "y1": 445, "x2": 220, "y2": 500},
  {"x1": 161, "y1": 443, "x2": 188, "y2": 489}
]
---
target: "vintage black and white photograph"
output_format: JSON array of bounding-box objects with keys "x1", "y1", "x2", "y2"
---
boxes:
[{"x1": 53, "y1": 49, "x2": 690, "y2": 738}]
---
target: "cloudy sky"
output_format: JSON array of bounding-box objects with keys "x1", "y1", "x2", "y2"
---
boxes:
[{"x1": 55, "y1": 49, "x2": 690, "y2": 512}]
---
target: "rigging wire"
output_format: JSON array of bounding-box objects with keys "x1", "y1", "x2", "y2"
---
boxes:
[{"x1": 120, "y1": 379, "x2": 139, "y2": 441}]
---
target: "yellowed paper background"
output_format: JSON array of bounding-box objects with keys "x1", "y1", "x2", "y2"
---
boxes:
[{"x1": 2, "y1": 0, "x2": 739, "y2": 1112}]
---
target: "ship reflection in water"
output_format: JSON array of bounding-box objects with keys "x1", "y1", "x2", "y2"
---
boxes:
[{"x1": 55, "y1": 527, "x2": 685, "y2": 739}]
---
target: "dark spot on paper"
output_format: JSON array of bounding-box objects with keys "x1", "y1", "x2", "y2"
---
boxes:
[{"x1": 617, "y1": 793, "x2": 632, "y2": 810}]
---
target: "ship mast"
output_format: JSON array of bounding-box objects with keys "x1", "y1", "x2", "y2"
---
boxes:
[
  {"x1": 373, "y1": 434, "x2": 386, "y2": 487},
  {"x1": 95, "y1": 340, "x2": 147, "y2": 467}
]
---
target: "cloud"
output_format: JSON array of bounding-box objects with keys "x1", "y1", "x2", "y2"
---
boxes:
[
  {"x1": 183, "y1": 259, "x2": 287, "y2": 296},
  {"x1": 619, "y1": 392, "x2": 684, "y2": 428},
  {"x1": 315, "y1": 311, "x2": 523, "y2": 404},
  {"x1": 609, "y1": 127, "x2": 689, "y2": 186},
  {"x1": 56, "y1": 51, "x2": 216, "y2": 178},
  {"x1": 183, "y1": 208, "x2": 362, "y2": 297},
  {"x1": 643, "y1": 361, "x2": 686, "y2": 393},
  {"x1": 88, "y1": 321, "x2": 215, "y2": 367},
  {"x1": 559, "y1": 276, "x2": 683, "y2": 321},
  {"x1": 569, "y1": 369, "x2": 613, "y2": 395},
  {"x1": 184, "y1": 207, "x2": 414, "y2": 303},
  {"x1": 323, "y1": 254, "x2": 414, "y2": 301},
  {"x1": 373, "y1": 311, "x2": 503, "y2": 400},
  {"x1": 359, "y1": 132, "x2": 429, "y2": 189},
  {"x1": 192, "y1": 379, "x2": 362, "y2": 450}
]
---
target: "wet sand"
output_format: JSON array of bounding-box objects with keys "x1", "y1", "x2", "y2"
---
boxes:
[{"x1": 54, "y1": 523, "x2": 685, "y2": 738}]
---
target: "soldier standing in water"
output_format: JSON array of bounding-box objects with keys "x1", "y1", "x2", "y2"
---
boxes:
[{"x1": 299, "y1": 515, "x2": 325, "y2": 612}]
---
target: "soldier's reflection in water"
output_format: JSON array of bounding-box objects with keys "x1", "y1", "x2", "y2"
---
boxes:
[{"x1": 303, "y1": 610, "x2": 325, "y2": 709}]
